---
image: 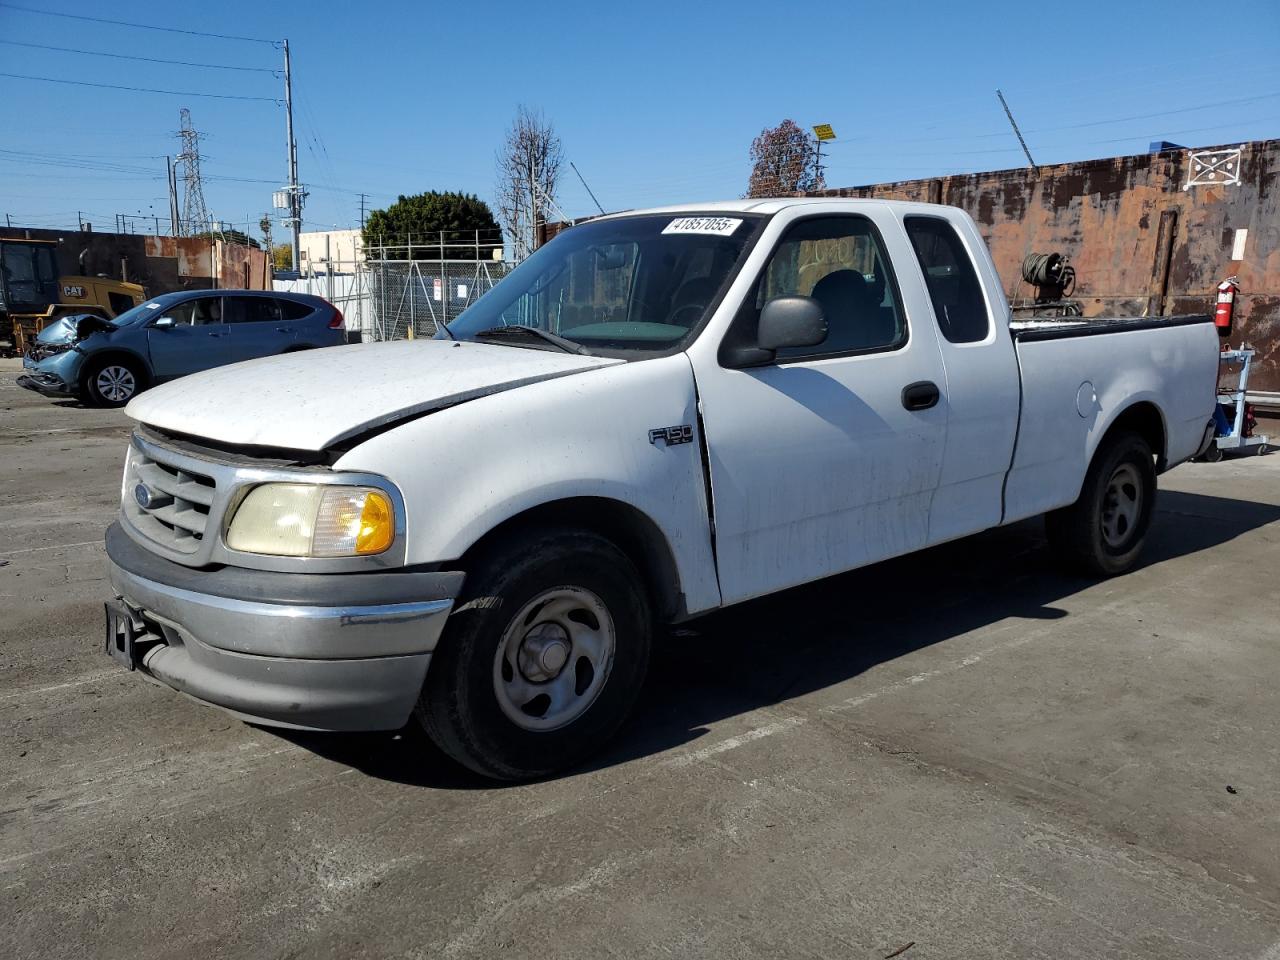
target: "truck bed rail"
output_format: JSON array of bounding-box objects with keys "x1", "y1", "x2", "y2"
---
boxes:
[{"x1": 1010, "y1": 314, "x2": 1212, "y2": 342}]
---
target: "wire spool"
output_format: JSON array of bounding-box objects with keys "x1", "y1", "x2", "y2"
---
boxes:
[{"x1": 1022, "y1": 251, "x2": 1076, "y2": 296}]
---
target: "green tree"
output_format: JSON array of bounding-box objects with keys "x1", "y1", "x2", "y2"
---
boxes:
[
  {"x1": 363, "y1": 191, "x2": 502, "y2": 260},
  {"x1": 272, "y1": 243, "x2": 293, "y2": 271},
  {"x1": 746, "y1": 119, "x2": 824, "y2": 198},
  {"x1": 193, "y1": 228, "x2": 261, "y2": 249}
]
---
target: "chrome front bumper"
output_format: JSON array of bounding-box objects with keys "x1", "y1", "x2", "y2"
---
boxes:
[{"x1": 105, "y1": 522, "x2": 462, "y2": 731}]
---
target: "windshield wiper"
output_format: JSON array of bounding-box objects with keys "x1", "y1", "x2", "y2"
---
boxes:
[{"x1": 472, "y1": 325, "x2": 591, "y2": 355}]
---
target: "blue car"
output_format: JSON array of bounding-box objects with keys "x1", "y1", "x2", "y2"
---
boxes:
[{"x1": 18, "y1": 290, "x2": 346, "y2": 408}]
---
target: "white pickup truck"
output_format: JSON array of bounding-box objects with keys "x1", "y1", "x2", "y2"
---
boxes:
[{"x1": 104, "y1": 199, "x2": 1219, "y2": 779}]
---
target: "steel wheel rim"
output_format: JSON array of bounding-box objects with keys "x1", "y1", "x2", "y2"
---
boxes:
[
  {"x1": 1101, "y1": 463, "x2": 1142, "y2": 548},
  {"x1": 492, "y1": 586, "x2": 616, "y2": 732},
  {"x1": 96, "y1": 366, "x2": 135, "y2": 403}
]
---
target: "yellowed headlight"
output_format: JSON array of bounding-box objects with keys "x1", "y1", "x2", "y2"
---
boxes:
[{"x1": 226, "y1": 484, "x2": 395, "y2": 557}]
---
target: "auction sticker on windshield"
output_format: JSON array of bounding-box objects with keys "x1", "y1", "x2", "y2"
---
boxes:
[{"x1": 662, "y1": 217, "x2": 743, "y2": 237}]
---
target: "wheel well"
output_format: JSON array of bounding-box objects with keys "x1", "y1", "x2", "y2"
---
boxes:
[
  {"x1": 80, "y1": 351, "x2": 150, "y2": 389},
  {"x1": 282, "y1": 344, "x2": 314, "y2": 352},
  {"x1": 1103, "y1": 401, "x2": 1167, "y2": 469},
  {"x1": 458, "y1": 498, "x2": 685, "y2": 621}
]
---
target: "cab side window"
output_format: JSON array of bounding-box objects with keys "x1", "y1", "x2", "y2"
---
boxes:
[
  {"x1": 758, "y1": 216, "x2": 906, "y2": 359},
  {"x1": 904, "y1": 216, "x2": 990, "y2": 344}
]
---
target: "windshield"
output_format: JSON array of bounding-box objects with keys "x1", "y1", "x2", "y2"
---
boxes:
[
  {"x1": 443, "y1": 213, "x2": 763, "y2": 355},
  {"x1": 112, "y1": 292, "x2": 186, "y2": 327}
]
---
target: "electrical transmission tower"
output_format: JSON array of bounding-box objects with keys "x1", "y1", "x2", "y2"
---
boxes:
[{"x1": 176, "y1": 108, "x2": 210, "y2": 235}]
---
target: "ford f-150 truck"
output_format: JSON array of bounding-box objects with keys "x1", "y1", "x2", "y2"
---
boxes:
[{"x1": 103, "y1": 199, "x2": 1219, "y2": 779}]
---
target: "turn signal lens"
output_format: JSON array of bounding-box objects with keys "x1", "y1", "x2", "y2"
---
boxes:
[
  {"x1": 313, "y1": 488, "x2": 394, "y2": 556},
  {"x1": 226, "y1": 484, "x2": 395, "y2": 558}
]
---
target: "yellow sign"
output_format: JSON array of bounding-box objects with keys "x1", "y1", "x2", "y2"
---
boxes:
[{"x1": 812, "y1": 123, "x2": 836, "y2": 141}]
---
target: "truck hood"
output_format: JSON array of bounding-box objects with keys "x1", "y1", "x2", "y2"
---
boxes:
[{"x1": 126, "y1": 339, "x2": 623, "y2": 451}]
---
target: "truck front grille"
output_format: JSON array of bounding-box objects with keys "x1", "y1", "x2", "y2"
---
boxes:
[{"x1": 124, "y1": 448, "x2": 218, "y2": 556}]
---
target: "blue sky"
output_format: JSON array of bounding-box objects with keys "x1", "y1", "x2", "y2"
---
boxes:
[{"x1": 2, "y1": 0, "x2": 1278, "y2": 240}]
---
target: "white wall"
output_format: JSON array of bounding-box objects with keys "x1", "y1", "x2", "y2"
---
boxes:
[{"x1": 298, "y1": 229, "x2": 364, "y2": 269}]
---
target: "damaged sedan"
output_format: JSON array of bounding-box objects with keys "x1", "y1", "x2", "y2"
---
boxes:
[{"x1": 18, "y1": 289, "x2": 346, "y2": 407}]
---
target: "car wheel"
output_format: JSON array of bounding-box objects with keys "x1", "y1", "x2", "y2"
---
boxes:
[
  {"x1": 417, "y1": 527, "x2": 653, "y2": 780},
  {"x1": 1046, "y1": 431, "x2": 1156, "y2": 576},
  {"x1": 84, "y1": 358, "x2": 143, "y2": 408}
]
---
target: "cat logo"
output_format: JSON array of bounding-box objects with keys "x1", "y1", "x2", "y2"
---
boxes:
[{"x1": 62, "y1": 284, "x2": 86, "y2": 299}]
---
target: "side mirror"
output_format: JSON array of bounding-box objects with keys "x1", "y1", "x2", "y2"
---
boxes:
[
  {"x1": 757, "y1": 295, "x2": 828, "y2": 351},
  {"x1": 153, "y1": 316, "x2": 175, "y2": 329}
]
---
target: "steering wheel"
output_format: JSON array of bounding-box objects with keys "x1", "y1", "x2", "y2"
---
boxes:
[{"x1": 664, "y1": 302, "x2": 707, "y2": 327}]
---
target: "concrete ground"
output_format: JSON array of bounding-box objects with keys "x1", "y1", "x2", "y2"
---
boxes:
[{"x1": 3, "y1": 359, "x2": 1280, "y2": 960}]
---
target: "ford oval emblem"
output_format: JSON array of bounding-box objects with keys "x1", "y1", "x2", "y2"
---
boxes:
[{"x1": 134, "y1": 483, "x2": 154, "y2": 509}]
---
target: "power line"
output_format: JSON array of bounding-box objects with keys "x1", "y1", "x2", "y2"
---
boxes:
[
  {"x1": 0, "y1": 39, "x2": 279, "y2": 73},
  {"x1": 0, "y1": 72, "x2": 282, "y2": 102},
  {"x1": 0, "y1": 1, "x2": 279, "y2": 44}
]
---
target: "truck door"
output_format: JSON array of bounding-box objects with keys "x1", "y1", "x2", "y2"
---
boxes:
[
  {"x1": 146, "y1": 295, "x2": 233, "y2": 379},
  {"x1": 695, "y1": 211, "x2": 948, "y2": 605},
  {"x1": 901, "y1": 214, "x2": 1020, "y2": 544}
]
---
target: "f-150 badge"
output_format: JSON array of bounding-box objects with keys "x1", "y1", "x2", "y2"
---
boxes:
[{"x1": 649, "y1": 424, "x2": 693, "y2": 446}]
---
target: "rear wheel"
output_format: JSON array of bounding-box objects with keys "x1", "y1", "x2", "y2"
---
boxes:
[
  {"x1": 1046, "y1": 431, "x2": 1156, "y2": 576},
  {"x1": 417, "y1": 527, "x2": 653, "y2": 780},
  {"x1": 83, "y1": 358, "x2": 143, "y2": 408}
]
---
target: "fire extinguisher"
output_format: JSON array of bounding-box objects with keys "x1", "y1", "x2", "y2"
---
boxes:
[{"x1": 1215, "y1": 275, "x2": 1240, "y2": 338}]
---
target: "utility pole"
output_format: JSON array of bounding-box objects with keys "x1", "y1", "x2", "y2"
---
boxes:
[
  {"x1": 166, "y1": 156, "x2": 180, "y2": 236},
  {"x1": 527, "y1": 153, "x2": 536, "y2": 257},
  {"x1": 282, "y1": 38, "x2": 303, "y2": 272},
  {"x1": 996, "y1": 89, "x2": 1037, "y2": 172},
  {"x1": 358, "y1": 192, "x2": 369, "y2": 229}
]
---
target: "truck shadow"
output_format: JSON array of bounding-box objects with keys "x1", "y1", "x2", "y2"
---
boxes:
[{"x1": 272, "y1": 488, "x2": 1280, "y2": 788}]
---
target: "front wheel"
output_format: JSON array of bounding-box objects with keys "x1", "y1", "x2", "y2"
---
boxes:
[
  {"x1": 417, "y1": 528, "x2": 653, "y2": 780},
  {"x1": 1046, "y1": 431, "x2": 1156, "y2": 576},
  {"x1": 83, "y1": 358, "x2": 143, "y2": 408}
]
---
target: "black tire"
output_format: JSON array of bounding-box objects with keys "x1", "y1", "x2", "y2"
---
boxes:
[
  {"x1": 1046, "y1": 431, "x2": 1156, "y2": 576},
  {"x1": 82, "y1": 357, "x2": 144, "y2": 408},
  {"x1": 416, "y1": 527, "x2": 653, "y2": 780}
]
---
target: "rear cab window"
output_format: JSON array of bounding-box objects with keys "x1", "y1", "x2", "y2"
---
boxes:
[{"x1": 903, "y1": 216, "x2": 991, "y2": 344}]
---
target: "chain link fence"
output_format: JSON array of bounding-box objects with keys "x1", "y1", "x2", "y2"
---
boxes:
[
  {"x1": 367, "y1": 258, "x2": 515, "y2": 340},
  {"x1": 274, "y1": 256, "x2": 518, "y2": 341}
]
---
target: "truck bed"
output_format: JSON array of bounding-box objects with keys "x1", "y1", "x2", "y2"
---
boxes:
[
  {"x1": 1002, "y1": 312, "x2": 1220, "y2": 527},
  {"x1": 1010, "y1": 314, "x2": 1213, "y2": 342}
]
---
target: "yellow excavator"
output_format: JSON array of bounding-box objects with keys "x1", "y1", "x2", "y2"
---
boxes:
[{"x1": 1, "y1": 238, "x2": 146, "y2": 354}]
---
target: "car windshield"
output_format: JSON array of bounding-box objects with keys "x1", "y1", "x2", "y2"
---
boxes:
[
  {"x1": 112, "y1": 293, "x2": 186, "y2": 327},
  {"x1": 443, "y1": 213, "x2": 763, "y2": 355}
]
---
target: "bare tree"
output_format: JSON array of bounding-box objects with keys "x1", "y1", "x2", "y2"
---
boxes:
[
  {"x1": 495, "y1": 105, "x2": 563, "y2": 259},
  {"x1": 746, "y1": 119, "x2": 824, "y2": 198}
]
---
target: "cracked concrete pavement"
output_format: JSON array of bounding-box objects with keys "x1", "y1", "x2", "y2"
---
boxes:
[{"x1": 3, "y1": 362, "x2": 1280, "y2": 959}]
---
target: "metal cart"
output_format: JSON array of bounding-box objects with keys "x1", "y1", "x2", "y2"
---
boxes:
[{"x1": 1216, "y1": 348, "x2": 1269, "y2": 453}]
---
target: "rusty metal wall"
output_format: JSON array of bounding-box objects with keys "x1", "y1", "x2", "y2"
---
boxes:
[
  {"x1": 0, "y1": 226, "x2": 269, "y2": 297},
  {"x1": 810, "y1": 139, "x2": 1280, "y2": 392}
]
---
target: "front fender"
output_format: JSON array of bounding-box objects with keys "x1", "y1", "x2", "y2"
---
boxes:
[{"x1": 334, "y1": 352, "x2": 722, "y2": 616}]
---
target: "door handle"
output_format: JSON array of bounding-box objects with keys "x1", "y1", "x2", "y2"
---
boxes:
[
  {"x1": 275, "y1": 326, "x2": 294, "y2": 333},
  {"x1": 206, "y1": 330, "x2": 223, "y2": 337},
  {"x1": 901, "y1": 380, "x2": 940, "y2": 411}
]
